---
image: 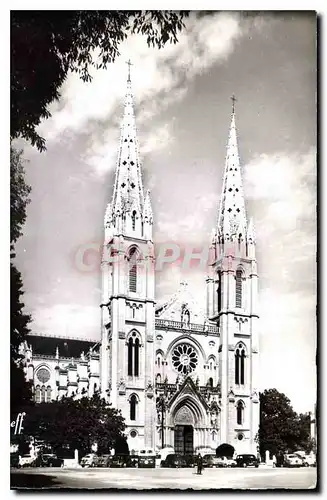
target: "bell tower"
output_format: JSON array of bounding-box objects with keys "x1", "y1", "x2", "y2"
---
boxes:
[
  {"x1": 100, "y1": 62, "x2": 156, "y2": 450},
  {"x1": 207, "y1": 97, "x2": 260, "y2": 454}
]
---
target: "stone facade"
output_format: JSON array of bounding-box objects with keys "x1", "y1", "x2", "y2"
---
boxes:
[{"x1": 21, "y1": 69, "x2": 260, "y2": 457}]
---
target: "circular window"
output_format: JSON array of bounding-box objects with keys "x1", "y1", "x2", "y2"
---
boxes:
[
  {"x1": 172, "y1": 344, "x2": 198, "y2": 375},
  {"x1": 238, "y1": 434, "x2": 244, "y2": 441},
  {"x1": 37, "y1": 368, "x2": 50, "y2": 384},
  {"x1": 130, "y1": 430, "x2": 137, "y2": 438}
]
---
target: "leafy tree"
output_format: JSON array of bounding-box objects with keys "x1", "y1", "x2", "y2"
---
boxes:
[
  {"x1": 11, "y1": 11, "x2": 189, "y2": 151},
  {"x1": 10, "y1": 146, "x2": 33, "y2": 415},
  {"x1": 11, "y1": 359, "x2": 33, "y2": 420},
  {"x1": 258, "y1": 389, "x2": 312, "y2": 458},
  {"x1": 10, "y1": 263, "x2": 31, "y2": 360},
  {"x1": 23, "y1": 393, "x2": 126, "y2": 457},
  {"x1": 10, "y1": 147, "x2": 31, "y2": 249},
  {"x1": 216, "y1": 443, "x2": 235, "y2": 459}
]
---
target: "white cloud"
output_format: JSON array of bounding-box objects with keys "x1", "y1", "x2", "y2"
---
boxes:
[
  {"x1": 38, "y1": 12, "x2": 246, "y2": 143},
  {"x1": 243, "y1": 148, "x2": 316, "y2": 412},
  {"x1": 258, "y1": 289, "x2": 316, "y2": 412},
  {"x1": 244, "y1": 148, "x2": 316, "y2": 291},
  {"x1": 31, "y1": 304, "x2": 100, "y2": 341},
  {"x1": 140, "y1": 123, "x2": 173, "y2": 156}
]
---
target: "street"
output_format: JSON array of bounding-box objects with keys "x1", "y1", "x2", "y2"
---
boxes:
[{"x1": 11, "y1": 466, "x2": 317, "y2": 490}]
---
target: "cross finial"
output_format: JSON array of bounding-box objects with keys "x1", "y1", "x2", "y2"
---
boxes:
[
  {"x1": 126, "y1": 59, "x2": 133, "y2": 82},
  {"x1": 231, "y1": 94, "x2": 237, "y2": 114}
]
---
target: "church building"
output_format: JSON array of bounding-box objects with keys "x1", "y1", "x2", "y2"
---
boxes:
[{"x1": 21, "y1": 67, "x2": 260, "y2": 457}]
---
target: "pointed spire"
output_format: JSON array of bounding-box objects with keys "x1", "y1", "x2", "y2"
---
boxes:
[
  {"x1": 217, "y1": 97, "x2": 247, "y2": 240},
  {"x1": 247, "y1": 217, "x2": 256, "y2": 244},
  {"x1": 104, "y1": 203, "x2": 112, "y2": 225},
  {"x1": 210, "y1": 228, "x2": 217, "y2": 245},
  {"x1": 143, "y1": 189, "x2": 153, "y2": 222},
  {"x1": 111, "y1": 61, "x2": 144, "y2": 222}
]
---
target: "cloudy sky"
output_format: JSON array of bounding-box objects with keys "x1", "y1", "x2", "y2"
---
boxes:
[{"x1": 14, "y1": 12, "x2": 316, "y2": 413}]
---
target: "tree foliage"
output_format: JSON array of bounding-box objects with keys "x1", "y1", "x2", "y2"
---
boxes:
[
  {"x1": 10, "y1": 263, "x2": 31, "y2": 360},
  {"x1": 23, "y1": 393, "x2": 126, "y2": 456},
  {"x1": 11, "y1": 358, "x2": 33, "y2": 419},
  {"x1": 258, "y1": 389, "x2": 313, "y2": 458},
  {"x1": 10, "y1": 147, "x2": 31, "y2": 247},
  {"x1": 10, "y1": 146, "x2": 33, "y2": 414},
  {"x1": 11, "y1": 10, "x2": 189, "y2": 151}
]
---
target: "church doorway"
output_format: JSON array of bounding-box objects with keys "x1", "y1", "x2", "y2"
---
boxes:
[{"x1": 174, "y1": 425, "x2": 194, "y2": 455}]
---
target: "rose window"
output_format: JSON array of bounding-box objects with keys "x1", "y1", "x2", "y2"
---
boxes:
[
  {"x1": 172, "y1": 344, "x2": 198, "y2": 375},
  {"x1": 36, "y1": 368, "x2": 50, "y2": 384}
]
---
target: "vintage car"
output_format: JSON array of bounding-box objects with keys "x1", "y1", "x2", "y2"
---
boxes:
[
  {"x1": 19, "y1": 454, "x2": 37, "y2": 468},
  {"x1": 96, "y1": 454, "x2": 112, "y2": 468},
  {"x1": 203, "y1": 454, "x2": 225, "y2": 468},
  {"x1": 294, "y1": 451, "x2": 316, "y2": 467},
  {"x1": 218, "y1": 456, "x2": 237, "y2": 468},
  {"x1": 235, "y1": 454, "x2": 259, "y2": 468},
  {"x1": 161, "y1": 454, "x2": 187, "y2": 468},
  {"x1": 138, "y1": 455, "x2": 156, "y2": 468},
  {"x1": 35, "y1": 454, "x2": 64, "y2": 467},
  {"x1": 284, "y1": 454, "x2": 304, "y2": 468},
  {"x1": 80, "y1": 453, "x2": 98, "y2": 468}
]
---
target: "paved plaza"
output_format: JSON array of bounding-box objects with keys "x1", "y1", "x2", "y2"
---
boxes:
[{"x1": 11, "y1": 466, "x2": 317, "y2": 490}]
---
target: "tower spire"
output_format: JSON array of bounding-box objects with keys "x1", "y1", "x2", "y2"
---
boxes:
[
  {"x1": 107, "y1": 61, "x2": 145, "y2": 237},
  {"x1": 217, "y1": 97, "x2": 247, "y2": 240},
  {"x1": 126, "y1": 59, "x2": 132, "y2": 83}
]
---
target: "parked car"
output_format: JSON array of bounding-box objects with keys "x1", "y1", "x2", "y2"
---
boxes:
[
  {"x1": 236, "y1": 454, "x2": 259, "y2": 468},
  {"x1": 109, "y1": 455, "x2": 128, "y2": 468},
  {"x1": 183, "y1": 454, "x2": 198, "y2": 468},
  {"x1": 96, "y1": 454, "x2": 112, "y2": 468},
  {"x1": 128, "y1": 455, "x2": 140, "y2": 468},
  {"x1": 10, "y1": 452, "x2": 20, "y2": 468},
  {"x1": 19, "y1": 454, "x2": 37, "y2": 468},
  {"x1": 80, "y1": 453, "x2": 98, "y2": 468},
  {"x1": 294, "y1": 452, "x2": 316, "y2": 467},
  {"x1": 221, "y1": 456, "x2": 237, "y2": 468},
  {"x1": 284, "y1": 454, "x2": 304, "y2": 468},
  {"x1": 301, "y1": 455, "x2": 316, "y2": 467},
  {"x1": 203, "y1": 454, "x2": 225, "y2": 468},
  {"x1": 35, "y1": 454, "x2": 64, "y2": 467},
  {"x1": 161, "y1": 454, "x2": 187, "y2": 468},
  {"x1": 138, "y1": 455, "x2": 156, "y2": 468}
]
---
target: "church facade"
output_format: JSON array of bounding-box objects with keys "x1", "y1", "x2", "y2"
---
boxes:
[{"x1": 21, "y1": 69, "x2": 260, "y2": 456}]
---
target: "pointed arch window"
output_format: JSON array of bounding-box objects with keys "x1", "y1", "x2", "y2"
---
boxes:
[
  {"x1": 235, "y1": 344, "x2": 246, "y2": 385},
  {"x1": 127, "y1": 333, "x2": 140, "y2": 377},
  {"x1": 35, "y1": 385, "x2": 40, "y2": 403},
  {"x1": 156, "y1": 373, "x2": 161, "y2": 385},
  {"x1": 129, "y1": 249, "x2": 138, "y2": 293},
  {"x1": 208, "y1": 377, "x2": 213, "y2": 388},
  {"x1": 237, "y1": 401, "x2": 244, "y2": 425},
  {"x1": 46, "y1": 386, "x2": 51, "y2": 402},
  {"x1": 134, "y1": 338, "x2": 139, "y2": 377},
  {"x1": 132, "y1": 211, "x2": 136, "y2": 231},
  {"x1": 235, "y1": 269, "x2": 243, "y2": 308},
  {"x1": 128, "y1": 337, "x2": 133, "y2": 376},
  {"x1": 41, "y1": 385, "x2": 46, "y2": 402},
  {"x1": 130, "y1": 394, "x2": 137, "y2": 421}
]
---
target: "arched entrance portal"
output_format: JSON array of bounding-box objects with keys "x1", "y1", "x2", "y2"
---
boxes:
[
  {"x1": 173, "y1": 405, "x2": 194, "y2": 455},
  {"x1": 174, "y1": 425, "x2": 194, "y2": 455}
]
